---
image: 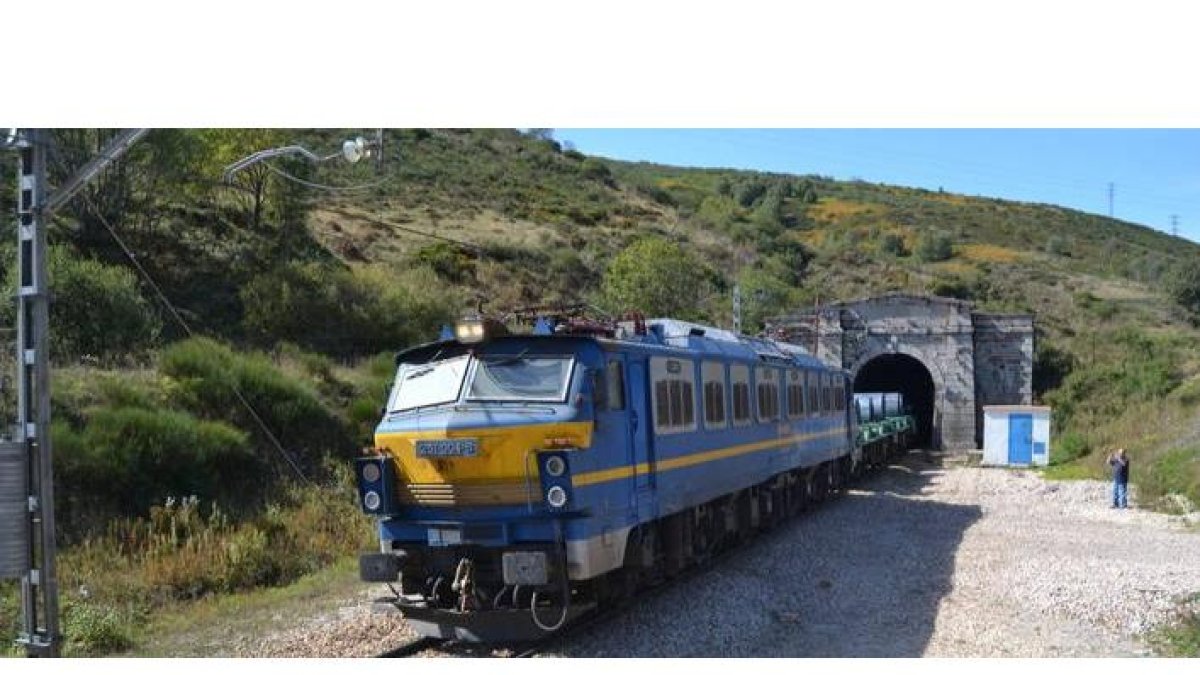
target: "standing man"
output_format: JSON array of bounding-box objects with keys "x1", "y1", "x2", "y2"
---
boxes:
[{"x1": 1107, "y1": 448, "x2": 1130, "y2": 509}]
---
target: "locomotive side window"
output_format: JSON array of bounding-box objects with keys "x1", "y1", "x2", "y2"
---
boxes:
[
  {"x1": 786, "y1": 369, "x2": 804, "y2": 419},
  {"x1": 604, "y1": 359, "x2": 625, "y2": 411},
  {"x1": 651, "y1": 357, "x2": 697, "y2": 435},
  {"x1": 730, "y1": 363, "x2": 751, "y2": 426},
  {"x1": 701, "y1": 361, "x2": 727, "y2": 428},
  {"x1": 754, "y1": 366, "x2": 780, "y2": 423},
  {"x1": 821, "y1": 373, "x2": 832, "y2": 413}
]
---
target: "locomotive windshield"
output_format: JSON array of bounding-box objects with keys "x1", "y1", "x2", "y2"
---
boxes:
[
  {"x1": 466, "y1": 355, "x2": 574, "y2": 402},
  {"x1": 387, "y1": 355, "x2": 470, "y2": 413}
]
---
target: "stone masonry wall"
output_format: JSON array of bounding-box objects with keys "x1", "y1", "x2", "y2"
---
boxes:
[{"x1": 767, "y1": 294, "x2": 1034, "y2": 452}]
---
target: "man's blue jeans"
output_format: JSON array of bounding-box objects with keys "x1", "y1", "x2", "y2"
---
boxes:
[{"x1": 1112, "y1": 480, "x2": 1128, "y2": 508}]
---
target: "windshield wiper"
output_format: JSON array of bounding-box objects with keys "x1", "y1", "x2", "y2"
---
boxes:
[
  {"x1": 485, "y1": 349, "x2": 530, "y2": 366},
  {"x1": 405, "y1": 366, "x2": 435, "y2": 380}
]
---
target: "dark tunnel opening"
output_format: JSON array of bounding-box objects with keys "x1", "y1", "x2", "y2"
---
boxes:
[{"x1": 854, "y1": 353, "x2": 936, "y2": 448}]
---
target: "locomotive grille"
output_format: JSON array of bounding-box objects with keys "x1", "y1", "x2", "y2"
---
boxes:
[{"x1": 400, "y1": 482, "x2": 530, "y2": 506}]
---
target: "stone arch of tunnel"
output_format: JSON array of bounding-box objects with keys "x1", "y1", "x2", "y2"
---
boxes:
[{"x1": 853, "y1": 352, "x2": 937, "y2": 448}]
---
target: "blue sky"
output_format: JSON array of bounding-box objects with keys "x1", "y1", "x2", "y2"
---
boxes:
[{"x1": 557, "y1": 130, "x2": 1200, "y2": 243}]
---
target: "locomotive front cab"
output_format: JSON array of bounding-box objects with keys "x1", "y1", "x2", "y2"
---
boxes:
[{"x1": 356, "y1": 330, "x2": 608, "y2": 641}]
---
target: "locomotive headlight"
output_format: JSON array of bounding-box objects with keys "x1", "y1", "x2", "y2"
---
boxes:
[
  {"x1": 363, "y1": 490, "x2": 382, "y2": 511},
  {"x1": 361, "y1": 462, "x2": 381, "y2": 483},
  {"x1": 454, "y1": 318, "x2": 486, "y2": 344},
  {"x1": 544, "y1": 455, "x2": 566, "y2": 477},
  {"x1": 546, "y1": 485, "x2": 568, "y2": 509}
]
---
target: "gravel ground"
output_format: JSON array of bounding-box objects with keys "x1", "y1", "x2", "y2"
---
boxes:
[
  {"x1": 232, "y1": 453, "x2": 1200, "y2": 657},
  {"x1": 226, "y1": 588, "x2": 418, "y2": 657}
]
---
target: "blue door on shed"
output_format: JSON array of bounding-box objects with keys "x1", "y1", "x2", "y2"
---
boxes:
[{"x1": 1007, "y1": 414, "x2": 1033, "y2": 464}]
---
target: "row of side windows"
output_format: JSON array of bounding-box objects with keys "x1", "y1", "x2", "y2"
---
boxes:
[{"x1": 651, "y1": 357, "x2": 846, "y2": 435}]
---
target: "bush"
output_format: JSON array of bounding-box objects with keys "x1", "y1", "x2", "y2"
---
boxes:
[
  {"x1": 880, "y1": 233, "x2": 907, "y2": 256},
  {"x1": 160, "y1": 338, "x2": 352, "y2": 472},
  {"x1": 1051, "y1": 431, "x2": 1089, "y2": 465},
  {"x1": 53, "y1": 406, "x2": 257, "y2": 522},
  {"x1": 1, "y1": 246, "x2": 161, "y2": 363},
  {"x1": 915, "y1": 230, "x2": 954, "y2": 262},
  {"x1": 63, "y1": 601, "x2": 135, "y2": 655},
  {"x1": 580, "y1": 158, "x2": 613, "y2": 184},
  {"x1": 1033, "y1": 341, "x2": 1074, "y2": 397},
  {"x1": 1045, "y1": 235, "x2": 1071, "y2": 256},
  {"x1": 1166, "y1": 257, "x2": 1200, "y2": 315},
  {"x1": 240, "y1": 262, "x2": 457, "y2": 358},
  {"x1": 1141, "y1": 447, "x2": 1200, "y2": 513},
  {"x1": 929, "y1": 276, "x2": 973, "y2": 300},
  {"x1": 1045, "y1": 328, "x2": 1181, "y2": 423},
  {"x1": 411, "y1": 242, "x2": 475, "y2": 283}
]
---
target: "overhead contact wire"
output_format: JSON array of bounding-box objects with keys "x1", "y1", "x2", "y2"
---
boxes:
[{"x1": 79, "y1": 194, "x2": 313, "y2": 486}]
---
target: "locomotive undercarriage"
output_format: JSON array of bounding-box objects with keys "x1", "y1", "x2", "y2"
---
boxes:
[{"x1": 371, "y1": 445, "x2": 909, "y2": 643}]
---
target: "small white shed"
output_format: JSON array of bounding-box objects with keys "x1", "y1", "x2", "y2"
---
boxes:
[{"x1": 982, "y1": 405, "x2": 1051, "y2": 466}]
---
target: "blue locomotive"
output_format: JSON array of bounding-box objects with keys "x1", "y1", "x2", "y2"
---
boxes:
[{"x1": 355, "y1": 314, "x2": 906, "y2": 642}]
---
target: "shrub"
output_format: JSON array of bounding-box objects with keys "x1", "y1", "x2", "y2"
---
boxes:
[
  {"x1": 880, "y1": 233, "x2": 907, "y2": 256},
  {"x1": 1045, "y1": 328, "x2": 1181, "y2": 424},
  {"x1": 240, "y1": 262, "x2": 457, "y2": 358},
  {"x1": 1051, "y1": 431, "x2": 1089, "y2": 465},
  {"x1": 411, "y1": 242, "x2": 475, "y2": 283},
  {"x1": 1033, "y1": 341, "x2": 1074, "y2": 397},
  {"x1": 1166, "y1": 257, "x2": 1200, "y2": 315},
  {"x1": 63, "y1": 601, "x2": 135, "y2": 655},
  {"x1": 160, "y1": 338, "x2": 352, "y2": 472},
  {"x1": 1045, "y1": 235, "x2": 1071, "y2": 256},
  {"x1": 53, "y1": 406, "x2": 258, "y2": 523},
  {"x1": 928, "y1": 276, "x2": 973, "y2": 300},
  {"x1": 1, "y1": 246, "x2": 161, "y2": 363},
  {"x1": 915, "y1": 230, "x2": 954, "y2": 262},
  {"x1": 580, "y1": 159, "x2": 613, "y2": 184},
  {"x1": 1141, "y1": 447, "x2": 1200, "y2": 513},
  {"x1": 635, "y1": 183, "x2": 676, "y2": 206}
]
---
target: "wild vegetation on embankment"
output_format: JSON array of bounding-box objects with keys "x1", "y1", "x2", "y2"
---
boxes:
[{"x1": 2, "y1": 128, "x2": 1199, "y2": 654}]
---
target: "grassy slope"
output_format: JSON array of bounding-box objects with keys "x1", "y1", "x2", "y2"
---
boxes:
[
  {"x1": 301, "y1": 130, "x2": 1200, "y2": 507},
  {"x1": 5, "y1": 129, "x2": 1199, "y2": 655}
]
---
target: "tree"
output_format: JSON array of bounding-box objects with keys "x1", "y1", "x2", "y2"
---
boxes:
[
  {"x1": 752, "y1": 186, "x2": 784, "y2": 233},
  {"x1": 736, "y1": 266, "x2": 801, "y2": 332},
  {"x1": 191, "y1": 129, "x2": 294, "y2": 230},
  {"x1": 1, "y1": 246, "x2": 161, "y2": 362},
  {"x1": 600, "y1": 237, "x2": 713, "y2": 320}
]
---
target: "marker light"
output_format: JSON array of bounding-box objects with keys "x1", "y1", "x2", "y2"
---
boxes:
[
  {"x1": 546, "y1": 486, "x2": 568, "y2": 509},
  {"x1": 544, "y1": 455, "x2": 566, "y2": 477},
  {"x1": 362, "y1": 462, "x2": 381, "y2": 483},
  {"x1": 363, "y1": 491, "x2": 382, "y2": 511}
]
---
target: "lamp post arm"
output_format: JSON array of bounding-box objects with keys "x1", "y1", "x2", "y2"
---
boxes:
[{"x1": 222, "y1": 146, "x2": 341, "y2": 183}]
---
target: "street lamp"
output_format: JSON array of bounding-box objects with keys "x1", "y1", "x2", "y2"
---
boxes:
[{"x1": 223, "y1": 132, "x2": 382, "y2": 183}]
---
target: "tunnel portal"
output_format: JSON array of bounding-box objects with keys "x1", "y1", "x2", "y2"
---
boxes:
[
  {"x1": 767, "y1": 293, "x2": 1033, "y2": 451},
  {"x1": 853, "y1": 353, "x2": 936, "y2": 447}
]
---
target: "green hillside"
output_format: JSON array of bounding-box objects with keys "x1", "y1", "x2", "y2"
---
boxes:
[
  {"x1": 2, "y1": 127, "x2": 1198, "y2": 507},
  {"x1": 2, "y1": 128, "x2": 1199, "y2": 654}
]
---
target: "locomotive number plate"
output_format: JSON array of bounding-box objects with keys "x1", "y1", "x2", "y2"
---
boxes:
[{"x1": 415, "y1": 438, "x2": 479, "y2": 458}]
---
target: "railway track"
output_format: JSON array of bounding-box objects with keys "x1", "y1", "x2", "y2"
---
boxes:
[{"x1": 376, "y1": 457, "x2": 895, "y2": 659}]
